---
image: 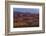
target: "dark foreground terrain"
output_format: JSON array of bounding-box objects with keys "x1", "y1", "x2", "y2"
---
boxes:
[{"x1": 13, "y1": 11, "x2": 39, "y2": 28}]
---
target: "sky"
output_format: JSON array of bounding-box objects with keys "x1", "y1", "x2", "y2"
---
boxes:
[{"x1": 13, "y1": 8, "x2": 39, "y2": 14}]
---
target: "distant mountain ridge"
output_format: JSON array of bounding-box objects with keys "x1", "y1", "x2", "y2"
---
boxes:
[{"x1": 14, "y1": 11, "x2": 39, "y2": 15}]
